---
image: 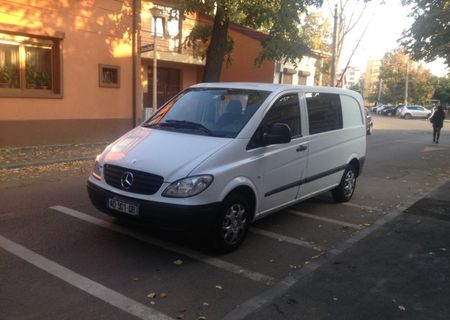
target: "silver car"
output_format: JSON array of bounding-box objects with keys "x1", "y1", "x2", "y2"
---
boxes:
[{"x1": 400, "y1": 105, "x2": 432, "y2": 119}]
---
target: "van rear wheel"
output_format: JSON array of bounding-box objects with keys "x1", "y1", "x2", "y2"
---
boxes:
[
  {"x1": 213, "y1": 193, "x2": 250, "y2": 252},
  {"x1": 332, "y1": 164, "x2": 357, "y2": 202}
]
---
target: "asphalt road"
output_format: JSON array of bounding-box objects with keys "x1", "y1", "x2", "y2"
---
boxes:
[{"x1": 1, "y1": 115, "x2": 449, "y2": 320}]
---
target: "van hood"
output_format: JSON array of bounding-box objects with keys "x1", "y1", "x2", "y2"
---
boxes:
[{"x1": 100, "y1": 127, "x2": 232, "y2": 182}]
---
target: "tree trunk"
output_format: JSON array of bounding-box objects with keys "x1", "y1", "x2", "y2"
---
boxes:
[{"x1": 202, "y1": 4, "x2": 229, "y2": 82}]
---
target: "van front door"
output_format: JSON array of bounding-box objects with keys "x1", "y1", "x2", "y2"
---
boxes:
[{"x1": 249, "y1": 93, "x2": 309, "y2": 214}]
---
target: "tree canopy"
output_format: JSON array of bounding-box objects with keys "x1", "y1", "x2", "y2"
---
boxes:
[
  {"x1": 400, "y1": 0, "x2": 450, "y2": 68},
  {"x1": 379, "y1": 49, "x2": 435, "y2": 105},
  {"x1": 181, "y1": 0, "x2": 323, "y2": 82},
  {"x1": 433, "y1": 76, "x2": 450, "y2": 106}
]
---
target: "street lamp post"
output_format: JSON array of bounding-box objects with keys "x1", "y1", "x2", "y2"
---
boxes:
[{"x1": 150, "y1": 7, "x2": 162, "y2": 114}]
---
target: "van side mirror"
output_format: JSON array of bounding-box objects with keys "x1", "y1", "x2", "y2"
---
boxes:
[{"x1": 262, "y1": 123, "x2": 292, "y2": 146}]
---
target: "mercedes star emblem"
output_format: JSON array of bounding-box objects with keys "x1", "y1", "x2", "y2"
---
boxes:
[{"x1": 120, "y1": 171, "x2": 134, "y2": 190}]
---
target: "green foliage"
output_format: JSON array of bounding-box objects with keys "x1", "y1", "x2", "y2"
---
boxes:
[
  {"x1": 433, "y1": 76, "x2": 450, "y2": 105},
  {"x1": 379, "y1": 49, "x2": 435, "y2": 104},
  {"x1": 0, "y1": 65, "x2": 19, "y2": 87},
  {"x1": 180, "y1": 0, "x2": 323, "y2": 80},
  {"x1": 183, "y1": 24, "x2": 235, "y2": 66},
  {"x1": 379, "y1": 49, "x2": 410, "y2": 104},
  {"x1": 408, "y1": 65, "x2": 435, "y2": 105},
  {"x1": 400, "y1": 0, "x2": 450, "y2": 67},
  {"x1": 299, "y1": 11, "x2": 331, "y2": 52}
]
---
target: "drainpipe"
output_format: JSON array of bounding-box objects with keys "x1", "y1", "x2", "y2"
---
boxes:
[{"x1": 132, "y1": 0, "x2": 141, "y2": 127}]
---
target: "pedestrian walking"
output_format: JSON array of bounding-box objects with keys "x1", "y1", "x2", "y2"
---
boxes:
[{"x1": 429, "y1": 105, "x2": 446, "y2": 144}]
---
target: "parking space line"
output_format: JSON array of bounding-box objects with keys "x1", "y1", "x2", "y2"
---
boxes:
[
  {"x1": 286, "y1": 210, "x2": 364, "y2": 230},
  {"x1": 0, "y1": 234, "x2": 174, "y2": 320},
  {"x1": 341, "y1": 202, "x2": 381, "y2": 212},
  {"x1": 50, "y1": 206, "x2": 274, "y2": 285},
  {"x1": 250, "y1": 228, "x2": 323, "y2": 252}
]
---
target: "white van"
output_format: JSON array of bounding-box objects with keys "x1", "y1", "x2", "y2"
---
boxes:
[{"x1": 87, "y1": 83, "x2": 366, "y2": 251}]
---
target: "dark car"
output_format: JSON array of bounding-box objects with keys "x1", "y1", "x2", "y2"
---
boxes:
[
  {"x1": 381, "y1": 105, "x2": 402, "y2": 117},
  {"x1": 365, "y1": 108, "x2": 373, "y2": 135}
]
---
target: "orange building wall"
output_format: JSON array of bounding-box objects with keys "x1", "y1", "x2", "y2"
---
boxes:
[
  {"x1": 220, "y1": 29, "x2": 274, "y2": 83},
  {"x1": 0, "y1": 0, "x2": 134, "y2": 121}
]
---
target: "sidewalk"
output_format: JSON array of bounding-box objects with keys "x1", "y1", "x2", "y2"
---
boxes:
[
  {"x1": 228, "y1": 181, "x2": 450, "y2": 320},
  {"x1": 0, "y1": 142, "x2": 109, "y2": 169}
]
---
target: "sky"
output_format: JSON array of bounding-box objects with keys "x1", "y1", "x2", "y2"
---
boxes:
[{"x1": 319, "y1": 0, "x2": 448, "y2": 77}]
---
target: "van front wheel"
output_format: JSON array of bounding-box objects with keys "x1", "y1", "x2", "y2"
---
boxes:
[
  {"x1": 214, "y1": 193, "x2": 250, "y2": 252},
  {"x1": 332, "y1": 164, "x2": 357, "y2": 202}
]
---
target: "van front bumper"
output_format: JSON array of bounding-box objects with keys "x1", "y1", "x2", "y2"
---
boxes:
[{"x1": 87, "y1": 181, "x2": 221, "y2": 230}]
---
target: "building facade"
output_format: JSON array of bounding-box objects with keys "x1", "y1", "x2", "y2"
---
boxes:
[
  {"x1": 0, "y1": 0, "x2": 137, "y2": 146},
  {"x1": 363, "y1": 60, "x2": 382, "y2": 104},
  {"x1": 1, "y1": 0, "x2": 317, "y2": 146}
]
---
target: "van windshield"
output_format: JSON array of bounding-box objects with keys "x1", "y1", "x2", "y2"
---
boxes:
[{"x1": 143, "y1": 88, "x2": 271, "y2": 138}]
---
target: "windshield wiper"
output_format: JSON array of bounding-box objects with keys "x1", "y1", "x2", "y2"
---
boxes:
[
  {"x1": 163, "y1": 120, "x2": 214, "y2": 136},
  {"x1": 142, "y1": 123, "x2": 160, "y2": 128}
]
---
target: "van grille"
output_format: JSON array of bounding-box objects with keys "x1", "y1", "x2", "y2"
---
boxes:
[{"x1": 104, "y1": 164, "x2": 164, "y2": 195}]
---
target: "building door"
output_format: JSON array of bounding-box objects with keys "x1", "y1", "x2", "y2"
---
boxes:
[{"x1": 147, "y1": 67, "x2": 180, "y2": 109}]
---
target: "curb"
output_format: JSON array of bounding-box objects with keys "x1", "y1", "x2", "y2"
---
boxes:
[{"x1": 0, "y1": 156, "x2": 95, "y2": 170}]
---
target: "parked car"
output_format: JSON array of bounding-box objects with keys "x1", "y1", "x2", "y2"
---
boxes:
[
  {"x1": 400, "y1": 105, "x2": 432, "y2": 119},
  {"x1": 365, "y1": 108, "x2": 373, "y2": 134},
  {"x1": 87, "y1": 83, "x2": 367, "y2": 252},
  {"x1": 381, "y1": 105, "x2": 402, "y2": 117},
  {"x1": 371, "y1": 105, "x2": 384, "y2": 113},
  {"x1": 377, "y1": 104, "x2": 395, "y2": 114}
]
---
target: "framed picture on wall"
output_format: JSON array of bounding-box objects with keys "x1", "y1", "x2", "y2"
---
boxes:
[{"x1": 99, "y1": 64, "x2": 120, "y2": 88}]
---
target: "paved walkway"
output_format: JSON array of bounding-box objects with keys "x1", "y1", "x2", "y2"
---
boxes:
[{"x1": 0, "y1": 142, "x2": 109, "y2": 169}]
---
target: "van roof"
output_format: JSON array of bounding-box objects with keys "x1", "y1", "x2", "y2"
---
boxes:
[{"x1": 190, "y1": 82, "x2": 361, "y2": 98}]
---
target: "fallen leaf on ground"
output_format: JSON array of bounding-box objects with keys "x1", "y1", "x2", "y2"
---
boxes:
[
  {"x1": 159, "y1": 293, "x2": 167, "y2": 298},
  {"x1": 215, "y1": 285, "x2": 223, "y2": 290},
  {"x1": 173, "y1": 259, "x2": 183, "y2": 265},
  {"x1": 398, "y1": 305, "x2": 406, "y2": 311},
  {"x1": 147, "y1": 293, "x2": 157, "y2": 299}
]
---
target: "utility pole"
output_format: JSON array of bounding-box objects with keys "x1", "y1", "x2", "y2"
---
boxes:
[
  {"x1": 330, "y1": 4, "x2": 338, "y2": 87},
  {"x1": 404, "y1": 59, "x2": 409, "y2": 106}
]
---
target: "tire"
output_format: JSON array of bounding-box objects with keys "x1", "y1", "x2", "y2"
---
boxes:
[
  {"x1": 332, "y1": 164, "x2": 357, "y2": 202},
  {"x1": 213, "y1": 193, "x2": 251, "y2": 252},
  {"x1": 404, "y1": 113, "x2": 412, "y2": 119}
]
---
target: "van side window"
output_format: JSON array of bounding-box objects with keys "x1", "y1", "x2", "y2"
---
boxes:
[
  {"x1": 248, "y1": 93, "x2": 300, "y2": 149},
  {"x1": 341, "y1": 95, "x2": 363, "y2": 127},
  {"x1": 306, "y1": 92, "x2": 343, "y2": 134}
]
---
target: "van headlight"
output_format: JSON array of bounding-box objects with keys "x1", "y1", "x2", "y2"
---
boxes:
[
  {"x1": 91, "y1": 156, "x2": 102, "y2": 180},
  {"x1": 162, "y1": 175, "x2": 213, "y2": 198}
]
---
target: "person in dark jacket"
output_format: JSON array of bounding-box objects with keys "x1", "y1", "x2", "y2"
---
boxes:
[{"x1": 429, "y1": 105, "x2": 446, "y2": 144}]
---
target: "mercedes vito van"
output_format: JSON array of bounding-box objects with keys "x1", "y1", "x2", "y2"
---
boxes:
[{"x1": 87, "y1": 83, "x2": 366, "y2": 251}]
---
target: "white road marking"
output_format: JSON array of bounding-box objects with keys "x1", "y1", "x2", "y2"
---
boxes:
[
  {"x1": 0, "y1": 234, "x2": 174, "y2": 320},
  {"x1": 250, "y1": 228, "x2": 323, "y2": 252},
  {"x1": 423, "y1": 146, "x2": 448, "y2": 152},
  {"x1": 341, "y1": 202, "x2": 381, "y2": 212},
  {"x1": 50, "y1": 206, "x2": 274, "y2": 285},
  {"x1": 286, "y1": 210, "x2": 364, "y2": 230}
]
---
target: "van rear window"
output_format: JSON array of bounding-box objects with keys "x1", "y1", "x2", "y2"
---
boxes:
[{"x1": 305, "y1": 92, "x2": 343, "y2": 135}]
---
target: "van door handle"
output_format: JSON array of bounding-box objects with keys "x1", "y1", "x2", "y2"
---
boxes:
[{"x1": 296, "y1": 145, "x2": 308, "y2": 152}]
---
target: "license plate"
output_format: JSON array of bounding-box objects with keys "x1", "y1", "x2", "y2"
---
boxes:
[{"x1": 107, "y1": 198, "x2": 139, "y2": 216}]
